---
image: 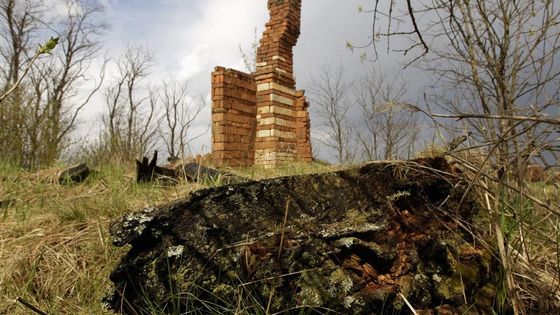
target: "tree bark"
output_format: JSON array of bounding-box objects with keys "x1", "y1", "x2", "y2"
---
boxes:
[{"x1": 107, "y1": 157, "x2": 496, "y2": 314}]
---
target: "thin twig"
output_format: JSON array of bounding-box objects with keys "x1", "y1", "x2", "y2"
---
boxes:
[
  {"x1": 406, "y1": 103, "x2": 560, "y2": 125},
  {"x1": 0, "y1": 51, "x2": 41, "y2": 104},
  {"x1": 429, "y1": 112, "x2": 560, "y2": 125},
  {"x1": 399, "y1": 293, "x2": 418, "y2": 315},
  {"x1": 453, "y1": 155, "x2": 560, "y2": 217},
  {"x1": 238, "y1": 269, "x2": 316, "y2": 287},
  {"x1": 406, "y1": 0, "x2": 429, "y2": 55},
  {"x1": 271, "y1": 305, "x2": 342, "y2": 315},
  {"x1": 15, "y1": 297, "x2": 47, "y2": 315},
  {"x1": 487, "y1": 182, "x2": 522, "y2": 315},
  {"x1": 265, "y1": 287, "x2": 275, "y2": 315},
  {"x1": 277, "y1": 199, "x2": 290, "y2": 259},
  {"x1": 266, "y1": 199, "x2": 290, "y2": 314}
]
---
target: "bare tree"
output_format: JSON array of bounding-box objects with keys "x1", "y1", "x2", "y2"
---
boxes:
[
  {"x1": 308, "y1": 64, "x2": 356, "y2": 164},
  {"x1": 41, "y1": 0, "x2": 106, "y2": 163},
  {"x1": 364, "y1": 1, "x2": 560, "y2": 313},
  {"x1": 427, "y1": 4, "x2": 560, "y2": 310},
  {"x1": 0, "y1": 0, "x2": 44, "y2": 165},
  {"x1": 355, "y1": 66, "x2": 419, "y2": 160},
  {"x1": 0, "y1": 0, "x2": 105, "y2": 167},
  {"x1": 158, "y1": 76, "x2": 205, "y2": 160},
  {"x1": 101, "y1": 43, "x2": 158, "y2": 161},
  {"x1": 0, "y1": 0, "x2": 40, "y2": 88}
]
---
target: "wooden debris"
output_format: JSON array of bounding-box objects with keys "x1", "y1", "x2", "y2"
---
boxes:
[
  {"x1": 58, "y1": 163, "x2": 91, "y2": 184},
  {"x1": 136, "y1": 151, "x2": 245, "y2": 184}
]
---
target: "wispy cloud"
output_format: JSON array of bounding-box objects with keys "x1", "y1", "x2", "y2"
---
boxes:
[{"x1": 175, "y1": 0, "x2": 267, "y2": 78}]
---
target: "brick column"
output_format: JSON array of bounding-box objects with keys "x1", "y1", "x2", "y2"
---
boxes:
[
  {"x1": 295, "y1": 90, "x2": 312, "y2": 162},
  {"x1": 211, "y1": 67, "x2": 257, "y2": 167},
  {"x1": 254, "y1": 0, "x2": 302, "y2": 167}
]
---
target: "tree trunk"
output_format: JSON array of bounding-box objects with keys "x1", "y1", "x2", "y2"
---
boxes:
[{"x1": 107, "y1": 157, "x2": 496, "y2": 314}]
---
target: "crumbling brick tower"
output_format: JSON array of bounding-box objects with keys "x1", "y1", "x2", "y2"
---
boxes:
[
  {"x1": 254, "y1": 0, "x2": 304, "y2": 166},
  {"x1": 211, "y1": 0, "x2": 312, "y2": 167}
]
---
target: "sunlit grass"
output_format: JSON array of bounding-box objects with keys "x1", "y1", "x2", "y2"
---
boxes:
[
  {"x1": 0, "y1": 160, "x2": 336, "y2": 314},
  {"x1": 0, "y1": 160, "x2": 557, "y2": 314},
  {"x1": 0, "y1": 162, "x2": 203, "y2": 314}
]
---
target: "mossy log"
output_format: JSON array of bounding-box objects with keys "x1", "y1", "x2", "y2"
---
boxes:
[{"x1": 106, "y1": 157, "x2": 496, "y2": 314}]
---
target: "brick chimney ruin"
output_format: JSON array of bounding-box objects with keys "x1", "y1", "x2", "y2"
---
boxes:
[{"x1": 211, "y1": 0, "x2": 312, "y2": 167}]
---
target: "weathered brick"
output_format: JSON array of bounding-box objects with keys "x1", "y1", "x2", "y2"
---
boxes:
[{"x1": 211, "y1": 0, "x2": 311, "y2": 167}]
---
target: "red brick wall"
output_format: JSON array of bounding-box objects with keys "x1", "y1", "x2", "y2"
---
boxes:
[
  {"x1": 211, "y1": 67, "x2": 256, "y2": 167},
  {"x1": 295, "y1": 90, "x2": 312, "y2": 162},
  {"x1": 211, "y1": 0, "x2": 313, "y2": 168}
]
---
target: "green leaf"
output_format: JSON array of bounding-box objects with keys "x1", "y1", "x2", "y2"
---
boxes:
[{"x1": 38, "y1": 36, "x2": 60, "y2": 55}]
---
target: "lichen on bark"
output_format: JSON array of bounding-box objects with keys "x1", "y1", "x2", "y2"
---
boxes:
[{"x1": 105, "y1": 158, "x2": 496, "y2": 314}]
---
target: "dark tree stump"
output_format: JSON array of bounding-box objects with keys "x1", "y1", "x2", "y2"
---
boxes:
[
  {"x1": 136, "y1": 151, "x2": 245, "y2": 184},
  {"x1": 107, "y1": 158, "x2": 497, "y2": 314},
  {"x1": 136, "y1": 151, "x2": 161, "y2": 182}
]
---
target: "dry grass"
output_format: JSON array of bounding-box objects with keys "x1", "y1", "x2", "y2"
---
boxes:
[
  {"x1": 449, "y1": 153, "x2": 560, "y2": 314},
  {"x1": 0, "y1": 162, "x2": 207, "y2": 314},
  {"x1": 0, "y1": 161, "x2": 334, "y2": 314},
  {"x1": 225, "y1": 161, "x2": 343, "y2": 181},
  {"x1": 0, "y1": 159, "x2": 557, "y2": 314}
]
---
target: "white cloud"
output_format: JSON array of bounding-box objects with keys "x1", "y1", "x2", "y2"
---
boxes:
[
  {"x1": 76, "y1": 0, "x2": 414, "y2": 158},
  {"x1": 178, "y1": 43, "x2": 210, "y2": 80},
  {"x1": 173, "y1": 0, "x2": 267, "y2": 79},
  {"x1": 42, "y1": 0, "x2": 68, "y2": 18}
]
